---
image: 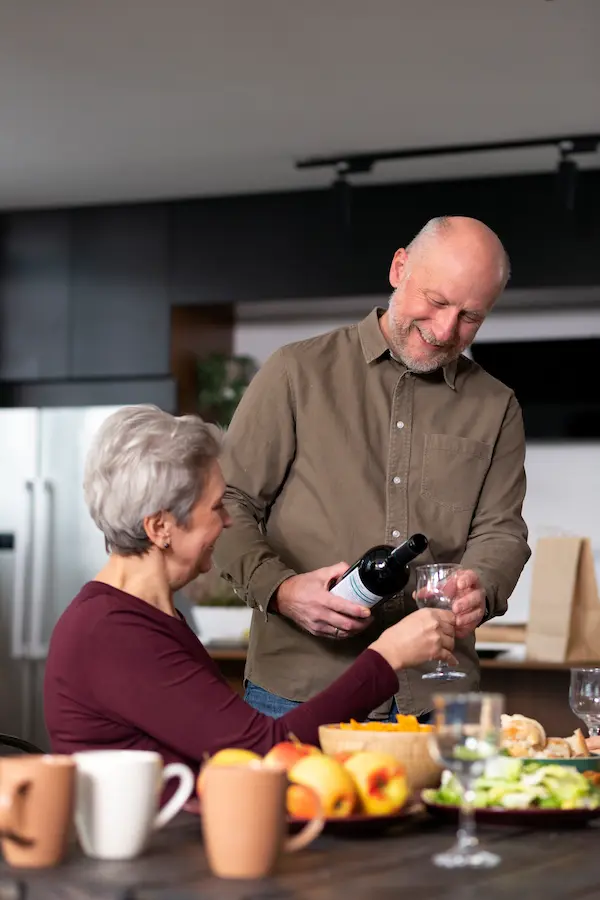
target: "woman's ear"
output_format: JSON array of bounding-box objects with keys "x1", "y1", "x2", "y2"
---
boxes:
[{"x1": 143, "y1": 511, "x2": 173, "y2": 550}]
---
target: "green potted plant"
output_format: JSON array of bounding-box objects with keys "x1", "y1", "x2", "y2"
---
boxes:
[
  {"x1": 196, "y1": 353, "x2": 258, "y2": 428},
  {"x1": 184, "y1": 352, "x2": 259, "y2": 644}
]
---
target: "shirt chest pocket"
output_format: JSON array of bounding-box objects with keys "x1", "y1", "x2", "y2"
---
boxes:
[{"x1": 420, "y1": 433, "x2": 493, "y2": 513}]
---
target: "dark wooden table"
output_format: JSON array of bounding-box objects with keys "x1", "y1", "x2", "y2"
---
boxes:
[{"x1": 2, "y1": 809, "x2": 600, "y2": 900}]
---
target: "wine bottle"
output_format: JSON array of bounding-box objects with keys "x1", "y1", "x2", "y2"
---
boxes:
[{"x1": 329, "y1": 533, "x2": 428, "y2": 608}]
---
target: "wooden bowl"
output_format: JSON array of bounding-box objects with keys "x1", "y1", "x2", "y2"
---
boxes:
[{"x1": 318, "y1": 724, "x2": 442, "y2": 792}]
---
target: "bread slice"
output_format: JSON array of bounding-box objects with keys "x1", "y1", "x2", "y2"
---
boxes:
[
  {"x1": 565, "y1": 728, "x2": 589, "y2": 758},
  {"x1": 501, "y1": 714, "x2": 547, "y2": 756},
  {"x1": 538, "y1": 737, "x2": 572, "y2": 759}
]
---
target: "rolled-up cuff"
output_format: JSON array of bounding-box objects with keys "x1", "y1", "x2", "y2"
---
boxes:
[{"x1": 247, "y1": 558, "x2": 297, "y2": 620}]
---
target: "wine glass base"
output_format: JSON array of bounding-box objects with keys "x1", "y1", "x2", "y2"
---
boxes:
[
  {"x1": 433, "y1": 848, "x2": 500, "y2": 869},
  {"x1": 422, "y1": 670, "x2": 468, "y2": 681}
]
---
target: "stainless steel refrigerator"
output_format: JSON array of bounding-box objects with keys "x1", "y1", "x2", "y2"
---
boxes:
[{"x1": 0, "y1": 406, "x2": 122, "y2": 750}]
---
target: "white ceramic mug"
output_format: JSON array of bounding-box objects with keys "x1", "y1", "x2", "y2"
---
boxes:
[{"x1": 73, "y1": 749, "x2": 194, "y2": 860}]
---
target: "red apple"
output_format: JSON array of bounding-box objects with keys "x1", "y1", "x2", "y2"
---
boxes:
[
  {"x1": 263, "y1": 739, "x2": 321, "y2": 772},
  {"x1": 286, "y1": 783, "x2": 321, "y2": 818}
]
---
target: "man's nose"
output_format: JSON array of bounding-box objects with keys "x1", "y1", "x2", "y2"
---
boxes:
[{"x1": 433, "y1": 309, "x2": 459, "y2": 344}]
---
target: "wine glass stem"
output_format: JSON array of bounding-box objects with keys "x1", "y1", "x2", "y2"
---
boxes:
[
  {"x1": 588, "y1": 724, "x2": 600, "y2": 738},
  {"x1": 457, "y1": 782, "x2": 479, "y2": 853}
]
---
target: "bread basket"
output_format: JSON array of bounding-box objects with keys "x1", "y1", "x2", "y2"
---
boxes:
[{"x1": 318, "y1": 724, "x2": 442, "y2": 792}]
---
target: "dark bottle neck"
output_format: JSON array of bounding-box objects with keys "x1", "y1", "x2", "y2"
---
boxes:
[{"x1": 389, "y1": 533, "x2": 428, "y2": 568}]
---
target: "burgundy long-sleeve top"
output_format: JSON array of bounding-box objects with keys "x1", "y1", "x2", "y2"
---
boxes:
[{"x1": 44, "y1": 582, "x2": 399, "y2": 775}]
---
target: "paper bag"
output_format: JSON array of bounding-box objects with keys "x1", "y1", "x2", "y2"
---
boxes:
[{"x1": 526, "y1": 536, "x2": 600, "y2": 663}]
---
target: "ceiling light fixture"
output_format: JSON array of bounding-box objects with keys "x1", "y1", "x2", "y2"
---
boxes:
[
  {"x1": 295, "y1": 133, "x2": 600, "y2": 180},
  {"x1": 297, "y1": 134, "x2": 600, "y2": 228}
]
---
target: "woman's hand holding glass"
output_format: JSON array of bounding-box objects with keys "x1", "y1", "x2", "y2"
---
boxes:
[
  {"x1": 370, "y1": 607, "x2": 457, "y2": 673},
  {"x1": 414, "y1": 564, "x2": 467, "y2": 681}
]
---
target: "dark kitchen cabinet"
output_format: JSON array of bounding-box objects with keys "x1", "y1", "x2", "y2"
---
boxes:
[
  {"x1": 70, "y1": 205, "x2": 170, "y2": 378},
  {"x1": 169, "y1": 193, "x2": 353, "y2": 304},
  {"x1": 0, "y1": 212, "x2": 70, "y2": 381}
]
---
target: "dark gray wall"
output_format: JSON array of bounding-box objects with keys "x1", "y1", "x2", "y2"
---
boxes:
[{"x1": 1, "y1": 168, "x2": 599, "y2": 406}]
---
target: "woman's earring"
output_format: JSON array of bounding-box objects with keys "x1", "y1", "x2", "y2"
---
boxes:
[{"x1": 163, "y1": 541, "x2": 170, "y2": 549}]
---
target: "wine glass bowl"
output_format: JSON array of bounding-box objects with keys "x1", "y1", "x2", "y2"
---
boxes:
[
  {"x1": 569, "y1": 668, "x2": 600, "y2": 738},
  {"x1": 429, "y1": 692, "x2": 504, "y2": 869},
  {"x1": 415, "y1": 564, "x2": 466, "y2": 682}
]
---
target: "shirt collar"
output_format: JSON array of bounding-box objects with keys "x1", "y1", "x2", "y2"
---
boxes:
[{"x1": 358, "y1": 307, "x2": 458, "y2": 391}]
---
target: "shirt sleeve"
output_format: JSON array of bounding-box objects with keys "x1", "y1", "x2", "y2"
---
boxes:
[
  {"x1": 213, "y1": 347, "x2": 298, "y2": 613},
  {"x1": 461, "y1": 392, "x2": 531, "y2": 618},
  {"x1": 87, "y1": 611, "x2": 399, "y2": 761}
]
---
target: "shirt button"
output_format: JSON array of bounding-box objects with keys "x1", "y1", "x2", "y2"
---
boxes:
[
  {"x1": 392, "y1": 530, "x2": 401, "y2": 539},
  {"x1": 392, "y1": 476, "x2": 402, "y2": 485},
  {"x1": 396, "y1": 421, "x2": 405, "y2": 429}
]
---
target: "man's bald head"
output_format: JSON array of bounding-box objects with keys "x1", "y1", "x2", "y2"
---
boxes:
[
  {"x1": 406, "y1": 216, "x2": 511, "y2": 293},
  {"x1": 381, "y1": 217, "x2": 509, "y2": 374}
]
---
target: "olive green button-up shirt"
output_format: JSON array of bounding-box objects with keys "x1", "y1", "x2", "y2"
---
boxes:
[{"x1": 214, "y1": 308, "x2": 530, "y2": 716}]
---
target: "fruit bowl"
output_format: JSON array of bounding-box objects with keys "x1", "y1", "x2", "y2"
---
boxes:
[
  {"x1": 288, "y1": 803, "x2": 420, "y2": 837},
  {"x1": 318, "y1": 724, "x2": 442, "y2": 792}
]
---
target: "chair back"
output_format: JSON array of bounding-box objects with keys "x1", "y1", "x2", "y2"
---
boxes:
[{"x1": 0, "y1": 733, "x2": 44, "y2": 756}]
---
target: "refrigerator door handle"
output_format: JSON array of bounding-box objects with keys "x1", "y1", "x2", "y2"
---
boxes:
[
  {"x1": 30, "y1": 478, "x2": 54, "y2": 661},
  {"x1": 11, "y1": 480, "x2": 35, "y2": 660}
]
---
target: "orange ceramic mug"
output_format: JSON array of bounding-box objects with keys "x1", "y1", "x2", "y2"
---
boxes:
[
  {"x1": 0, "y1": 755, "x2": 75, "y2": 868},
  {"x1": 201, "y1": 763, "x2": 324, "y2": 879}
]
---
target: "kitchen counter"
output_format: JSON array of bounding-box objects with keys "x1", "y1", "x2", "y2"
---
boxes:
[
  {"x1": 206, "y1": 643, "x2": 581, "y2": 670},
  {"x1": 206, "y1": 645, "x2": 584, "y2": 736}
]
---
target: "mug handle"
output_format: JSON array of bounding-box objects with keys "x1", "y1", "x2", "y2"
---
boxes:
[
  {"x1": 283, "y1": 786, "x2": 325, "y2": 854},
  {"x1": 0, "y1": 774, "x2": 34, "y2": 846},
  {"x1": 154, "y1": 763, "x2": 195, "y2": 831}
]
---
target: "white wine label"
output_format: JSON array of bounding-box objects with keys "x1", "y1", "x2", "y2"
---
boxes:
[{"x1": 330, "y1": 569, "x2": 381, "y2": 608}]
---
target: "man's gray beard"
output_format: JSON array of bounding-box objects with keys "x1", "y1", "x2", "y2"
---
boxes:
[{"x1": 395, "y1": 351, "x2": 448, "y2": 374}]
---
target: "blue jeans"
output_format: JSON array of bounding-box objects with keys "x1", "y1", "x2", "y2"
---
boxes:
[
  {"x1": 244, "y1": 681, "x2": 432, "y2": 724},
  {"x1": 244, "y1": 681, "x2": 301, "y2": 718}
]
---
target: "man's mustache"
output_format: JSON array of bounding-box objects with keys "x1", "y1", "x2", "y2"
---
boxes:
[{"x1": 413, "y1": 324, "x2": 457, "y2": 350}]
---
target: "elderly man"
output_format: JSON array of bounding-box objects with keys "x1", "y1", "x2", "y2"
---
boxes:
[{"x1": 214, "y1": 216, "x2": 530, "y2": 721}]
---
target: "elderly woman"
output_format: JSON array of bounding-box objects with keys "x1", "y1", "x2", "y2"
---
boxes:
[{"x1": 44, "y1": 406, "x2": 455, "y2": 774}]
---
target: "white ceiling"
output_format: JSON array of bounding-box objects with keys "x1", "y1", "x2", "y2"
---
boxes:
[{"x1": 0, "y1": 0, "x2": 598, "y2": 209}]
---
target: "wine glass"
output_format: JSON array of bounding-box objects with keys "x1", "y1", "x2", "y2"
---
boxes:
[
  {"x1": 429, "y1": 692, "x2": 504, "y2": 869},
  {"x1": 415, "y1": 563, "x2": 466, "y2": 681},
  {"x1": 569, "y1": 668, "x2": 600, "y2": 738}
]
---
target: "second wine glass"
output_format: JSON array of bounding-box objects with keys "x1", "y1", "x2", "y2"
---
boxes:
[
  {"x1": 569, "y1": 667, "x2": 600, "y2": 738},
  {"x1": 429, "y1": 692, "x2": 504, "y2": 869},
  {"x1": 415, "y1": 563, "x2": 466, "y2": 682}
]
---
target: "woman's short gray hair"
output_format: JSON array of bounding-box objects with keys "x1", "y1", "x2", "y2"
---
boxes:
[{"x1": 84, "y1": 405, "x2": 223, "y2": 555}]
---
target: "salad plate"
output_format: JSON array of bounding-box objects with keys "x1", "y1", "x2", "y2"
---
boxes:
[
  {"x1": 525, "y1": 754, "x2": 600, "y2": 775},
  {"x1": 422, "y1": 756, "x2": 600, "y2": 829},
  {"x1": 422, "y1": 795, "x2": 600, "y2": 829}
]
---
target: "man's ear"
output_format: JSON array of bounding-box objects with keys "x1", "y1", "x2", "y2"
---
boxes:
[{"x1": 389, "y1": 248, "x2": 409, "y2": 288}]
